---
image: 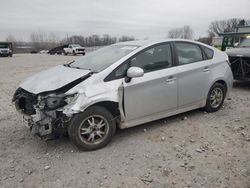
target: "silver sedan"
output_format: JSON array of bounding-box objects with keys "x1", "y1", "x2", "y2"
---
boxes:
[{"x1": 13, "y1": 39, "x2": 233, "y2": 150}]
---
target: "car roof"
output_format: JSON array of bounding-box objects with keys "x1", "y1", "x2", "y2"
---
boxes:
[{"x1": 114, "y1": 39, "x2": 211, "y2": 48}]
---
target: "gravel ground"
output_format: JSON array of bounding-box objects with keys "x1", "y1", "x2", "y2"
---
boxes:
[{"x1": 0, "y1": 54, "x2": 249, "y2": 188}]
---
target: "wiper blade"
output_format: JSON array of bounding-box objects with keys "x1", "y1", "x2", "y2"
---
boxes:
[
  {"x1": 63, "y1": 60, "x2": 75, "y2": 67},
  {"x1": 64, "y1": 64, "x2": 97, "y2": 73},
  {"x1": 63, "y1": 64, "x2": 70, "y2": 67}
]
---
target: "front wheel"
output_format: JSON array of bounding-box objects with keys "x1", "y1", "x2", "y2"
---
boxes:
[
  {"x1": 68, "y1": 106, "x2": 116, "y2": 151},
  {"x1": 204, "y1": 82, "x2": 226, "y2": 112}
]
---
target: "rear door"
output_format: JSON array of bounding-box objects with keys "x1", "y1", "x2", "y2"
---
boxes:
[{"x1": 174, "y1": 42, "x2": 212, "y2": 107}]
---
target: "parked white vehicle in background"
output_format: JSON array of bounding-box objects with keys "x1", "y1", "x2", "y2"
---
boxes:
[
  {"x1": 13, "y1": 39, "x2": 233, "y2": 151},
  {"x1": 63, "y1": 44, "x2": 85, "y2": 55}
]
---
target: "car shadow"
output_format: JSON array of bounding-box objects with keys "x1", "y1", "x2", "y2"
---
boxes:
[
  {"x1": 43, "y1": 109, "x2": 204, "y2": 152},
  {"x1": 113, "y1": 109, "x2": 203, "y2": 143},
  {"x1": 233, "y1": 80, "x2": 250, "y2": 91}
]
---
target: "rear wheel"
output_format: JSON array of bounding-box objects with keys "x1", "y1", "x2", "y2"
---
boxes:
[
  {"x1": 68, "y1": 106, "x2": 116, "y2": 151},
  {"x1": 204, "y1": 82, "x2": 226, "y2": 112}
]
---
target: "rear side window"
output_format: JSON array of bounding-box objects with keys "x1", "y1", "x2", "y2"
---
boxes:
[
  {"x1": 175, "y1": 42, "x2": 203, "y2": 65},
  {"x1": 202, "y1": 46, "x2": 214, "y2": 59}
]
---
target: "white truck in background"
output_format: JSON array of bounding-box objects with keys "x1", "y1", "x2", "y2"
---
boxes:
[
  {"x1": 0, "y1": 42, "x2": 12, "y2": 57},
  {"x1": 63, "y1": 44, "x2": 85, "y2": 56}
]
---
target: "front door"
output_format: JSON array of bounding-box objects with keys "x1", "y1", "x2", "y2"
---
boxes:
[{"x1": 123, "y1": 43, "x2": 178, "y2": 121}]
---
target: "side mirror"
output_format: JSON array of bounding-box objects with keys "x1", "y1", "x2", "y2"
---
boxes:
[
  {"x1": 127, "y1": 67, "x2": 144, "y2": 78},
  {"x1": 125, "y1": 67, "x2": 144, "y2": 83}
]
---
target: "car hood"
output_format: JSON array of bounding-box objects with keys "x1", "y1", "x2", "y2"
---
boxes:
[
  {"x1": 20, "y1": 65, "x2": 91, "y2": 94},
  {"x1": 226, "y1": 47, "x2": 250, "y2": 57}
]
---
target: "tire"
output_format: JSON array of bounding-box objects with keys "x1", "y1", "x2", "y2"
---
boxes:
[
  {"x1": 82, "y1": 52, "x2": 85, "y2": 56},
  {"x1": 204, "y1": 82, "x2": 226, "y2": 112},
  {"x1": 68, "y1": 106, "x2": 116, "y2": 151},
  {"x1": 73, "y1": 51, "x2": 76, "y2": 56}
]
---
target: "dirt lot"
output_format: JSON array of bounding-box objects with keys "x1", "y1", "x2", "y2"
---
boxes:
[{"x1": 0, "y1": 54, "x2": 249, "y2": 188}]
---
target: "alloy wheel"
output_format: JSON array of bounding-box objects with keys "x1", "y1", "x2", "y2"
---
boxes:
[
  {"x1": 210, "y1": 87, "x2": 223, "y2": 108},
  {"x1": 78, "y1": 115, "x2": 109, "y2": 145}
]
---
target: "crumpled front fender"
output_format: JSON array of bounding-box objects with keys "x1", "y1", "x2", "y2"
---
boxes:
[{"x1": 62, "y1": 80, "x2": 123, "y2": 116}]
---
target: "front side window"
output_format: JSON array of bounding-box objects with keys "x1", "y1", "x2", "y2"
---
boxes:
[
  {"x1": 105, "y1": 43, "x2": 173, "y2": 81},
  {"x1": 175, "y1": 42, "x2": 203, "y2": 65}
]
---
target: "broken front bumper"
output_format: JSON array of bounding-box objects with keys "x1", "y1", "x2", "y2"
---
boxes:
[
  {"x1": 13, "y1": 88, "x2": 66, "y2": 137},
  {"x1": 22, "y1": 110, "x2": 55, "y2": 136}
]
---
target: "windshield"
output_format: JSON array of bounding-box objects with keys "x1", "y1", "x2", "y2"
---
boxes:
[
  {"x1": 0, "y1": 44, "x2": 9, "y2": 48},
  {"x1": 69, "y1": 44, "x2": 139, "y2": 72},
  {"x1": 238, "y1": 38, "x2": 250, "y2": 48},
  {"x1": 71, "y1": 44, "x2": 81, "y2": 47}
]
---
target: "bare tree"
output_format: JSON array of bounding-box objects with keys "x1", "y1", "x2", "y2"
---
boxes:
[
  {"x1": 30, "y1": 31, "x2": 60, "y2": 50},
  {"x1": 5, "y1": 34, "x2": 16, "y2": 43},
  {"x1": 61, "y1": 34, "x2": 134, "y2": 47},
  {"x1": 208, "y1": 18, "x2": 250, "y2": 37},
  {"x1": 118, "y1": 35, "x2": 135, "y2": 42},
  {"x1": 168, "y1": 25, "x2": 193, "y2": 39},
  {"x1": 183, "y1": 25, "x2": 194, "y2": 39}
]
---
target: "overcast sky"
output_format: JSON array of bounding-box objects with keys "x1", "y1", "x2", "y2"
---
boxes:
[{"x1": 0, "y1": 0, "x2": 250, "y2": 41}]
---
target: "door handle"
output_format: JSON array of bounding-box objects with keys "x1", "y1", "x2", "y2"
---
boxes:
[
  {"x1": 166, "y1": 76, "x2": 176, "y2": 83},
  {"x1": 203, "y1": 66, "x2": 210, "y2": 72}
]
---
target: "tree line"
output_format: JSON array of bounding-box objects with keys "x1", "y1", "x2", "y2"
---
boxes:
[
  {"x1": 5, "y1": 32, "x2": 135, "y2": 51},
  {"x1": 5, "y1": 17, "x2": 250, "y2": 52},
  {"x1": 167, "y1": 18, "x2": 250, "y2": 44}
]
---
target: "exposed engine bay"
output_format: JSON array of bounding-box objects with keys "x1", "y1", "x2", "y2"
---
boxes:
[
  {"x1": 12, "y1": 70, "x2": 92, "y2": 138},
  {"x1": 13, "y1": 88, "x2": 76, "y2": 137}
]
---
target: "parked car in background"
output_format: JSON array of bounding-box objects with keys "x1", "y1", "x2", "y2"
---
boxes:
[
  {"x1": 39, "y1": 50, "x2": 49, "y2": 54},
  {"x1": 30, "y1": 51, "x2": 38, "y2": 54},
  {"x1": 12, "y1": 39, "x2": 233, "y2": 150},
  {"x1": 0, "y1": 42, "x2": 12, "y2": 57},
  {"x1": 63, "y1": 44, "x2": 85, "y2": 55},
  {"x1": 48, "y1": 44, "x2": 68, "y2": 55},
  {"x1": 226, "y1": 38, "x2": 250, "y2": 80}
]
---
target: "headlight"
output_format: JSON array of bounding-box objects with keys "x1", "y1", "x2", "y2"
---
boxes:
[{"x1": 42, "y1": 93, "x2": 77, "y2": 111}]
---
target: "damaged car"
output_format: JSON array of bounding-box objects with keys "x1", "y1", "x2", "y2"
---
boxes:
[
  {"x1": 226, "y1": 38, "x2": 250, "y2": 80},
  {"x1": 13, "y1": 39, "x2": 233, "y2": 151}
]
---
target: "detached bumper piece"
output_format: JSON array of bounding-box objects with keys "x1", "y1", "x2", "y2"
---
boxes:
[{"x1": 229, "y1": 56, "x2": 250, "y2": 80}]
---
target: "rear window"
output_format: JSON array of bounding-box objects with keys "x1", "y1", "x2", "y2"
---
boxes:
[
  {"x1": 175, "y1": 42, "x2": 203, "y2": 65},
  {"x1": 202, "y1": 46, "x2": 214, "y2": 59}
]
